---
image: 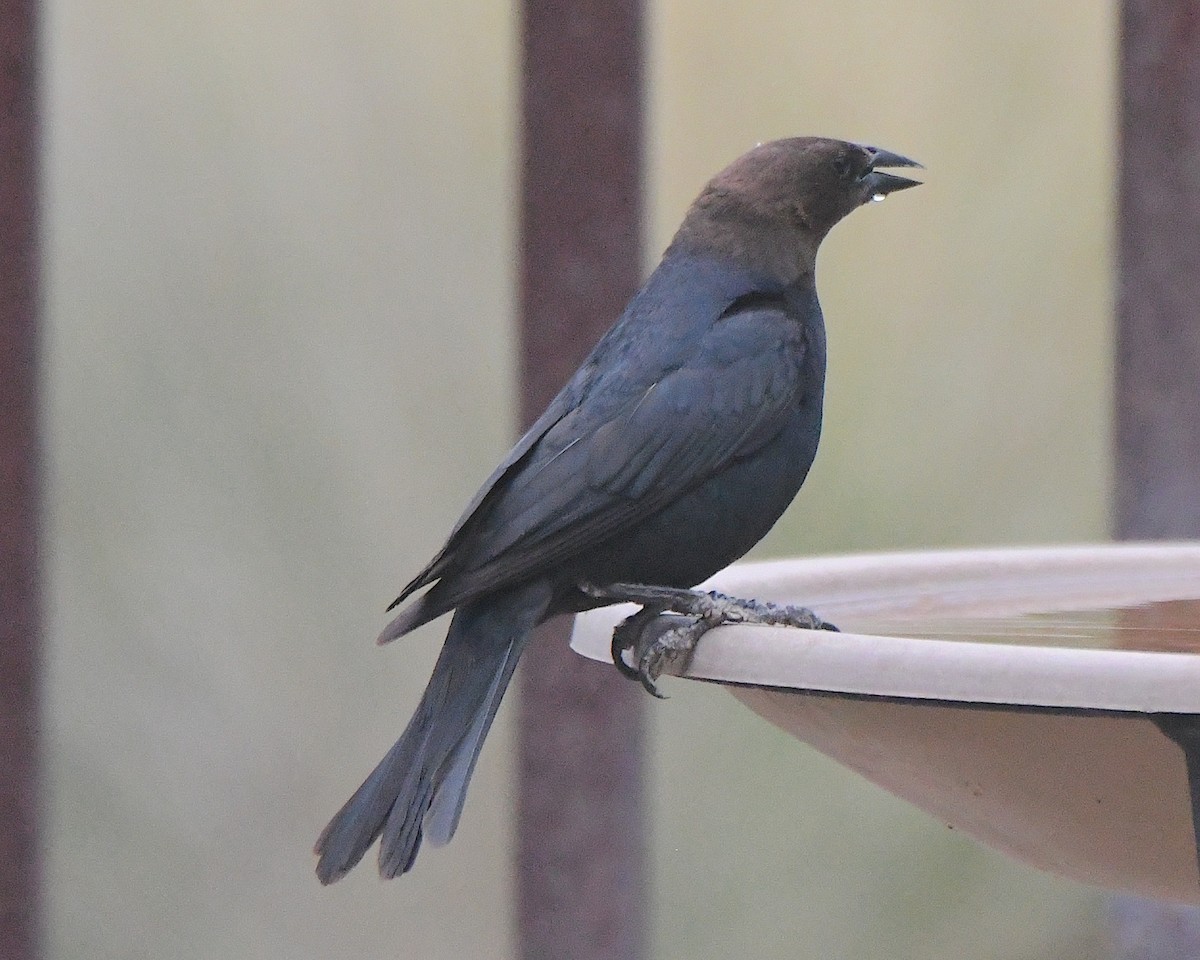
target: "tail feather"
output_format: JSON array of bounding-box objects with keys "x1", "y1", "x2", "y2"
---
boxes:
[
  {"x1": 315, "y1": 581, "x2": 552, "y2": 883},
  {"x1": 424, "y1": 640, "x2": 517, "y2": 846}
]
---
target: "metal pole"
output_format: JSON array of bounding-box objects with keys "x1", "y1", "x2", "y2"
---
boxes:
[
  {"x1": 1114, "y1": 0, "x2": 1200, "y2": 956},
  {"x1": 516, "y1": 2, "x2": 647, "y2": 958},
  {"x1": 0, "y1": 0, "x2": 41, "y2": 956}
]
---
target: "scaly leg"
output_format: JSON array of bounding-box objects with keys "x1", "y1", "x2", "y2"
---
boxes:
[{"x1": 580, "y1": 582, "x2": 839, "y2": 698}]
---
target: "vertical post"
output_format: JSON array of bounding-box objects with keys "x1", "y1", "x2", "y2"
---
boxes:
[
  {"x1": 1114, "y1": 1, "x2": 1200, "y2": 956},
  {"x1": 0, "y1": 0, "x2": 40, "y2": 957},
  {"x1": 516, "y1": 2, "x2": 646, "y2": 959},
  {"x1": 1115, "y1": 0, "x2": 1200, "y2": 540}
]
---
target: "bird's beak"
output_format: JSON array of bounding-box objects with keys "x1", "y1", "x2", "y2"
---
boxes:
[{"x1": 861, "y1": 147, "x2": 923, "y2": 198}]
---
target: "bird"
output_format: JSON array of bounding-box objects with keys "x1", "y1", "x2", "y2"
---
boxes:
[{"x1": 314, "y1": 136, "x2": 921, "y2": 883}]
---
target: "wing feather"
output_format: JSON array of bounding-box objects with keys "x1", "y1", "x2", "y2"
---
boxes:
[{"x1": 424, "y1": 302, "x2": 808, "y2": 606}]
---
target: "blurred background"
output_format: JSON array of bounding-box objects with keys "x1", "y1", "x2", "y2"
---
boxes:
[{"x1": 42, "y1": 0, "x2": 1114, "y2": 957}]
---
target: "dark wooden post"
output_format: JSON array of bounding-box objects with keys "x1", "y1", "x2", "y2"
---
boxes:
[
  {"x1": 0, "y1": 0, "x2": 41, "y2": 956},
  {"x1": 1115, "y1": 0, "x2": 1200, "y2": 542},
  {"x1": 516, "y1": 2, "x2": 647, "y2": 958},
  {"x1": 1114, "y1": 1, "x2": 1200, "y2": 956}
]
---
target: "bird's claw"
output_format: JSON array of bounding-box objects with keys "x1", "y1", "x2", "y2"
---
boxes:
[
  {"x1": 609, "y1": 605, "x2": 665, "y2": 682},
  {"x1": 582, "y1": 581, "x2": 839, "y2": 696},
  {"x1": 633, "y1": 615, "x2": 712, "y2": 698},
  {"x1": 610, "y1": 611, "x2": 705, "y2": 698}
]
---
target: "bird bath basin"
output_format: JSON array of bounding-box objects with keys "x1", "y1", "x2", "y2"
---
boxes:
[{"x1": 570, "y1": 543, "x2": 1200, "y2": 904}]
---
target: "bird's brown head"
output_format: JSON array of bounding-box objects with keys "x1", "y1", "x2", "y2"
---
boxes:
[{"x1": 669, "y1": 137, "x2": 921, "y2": 282}]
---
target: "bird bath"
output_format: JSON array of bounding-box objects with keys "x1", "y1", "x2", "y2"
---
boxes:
[{"x1": 570, "y1": 542, "x2": 1200, "y2": 904}]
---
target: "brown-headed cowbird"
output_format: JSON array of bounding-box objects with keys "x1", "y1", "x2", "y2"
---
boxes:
[{"x1": 314, "y1": 137, "x2": 920, "y2": 882}]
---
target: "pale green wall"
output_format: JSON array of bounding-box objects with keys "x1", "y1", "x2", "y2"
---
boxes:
[
  {"x1": 45, "y1": 2, "x2": 519, "y2": 956},
  {"x1": 44, "y1": 0, "x2": 1114, "y2": 957}
]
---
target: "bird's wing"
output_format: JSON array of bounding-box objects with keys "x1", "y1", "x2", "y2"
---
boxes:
[
  {"x1": 386, "y1": 384, "x2": 581, "y2": 608},
  {"x1": 424, "y1": 296, "x2": 809, "y2": 607}
]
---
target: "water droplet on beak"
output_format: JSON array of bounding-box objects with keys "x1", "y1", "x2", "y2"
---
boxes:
[{"x1": 871, "y1": 193, "x2": 886, "y2": 203}]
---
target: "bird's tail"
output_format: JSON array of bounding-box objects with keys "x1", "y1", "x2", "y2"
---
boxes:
[{"x1": 314, "y1": 581, "x2": 552, "y2": 883}]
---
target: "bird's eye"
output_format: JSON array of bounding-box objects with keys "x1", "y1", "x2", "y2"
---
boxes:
[{"x1": 832, "y1": 154, "x2": 855, "y2": 180}]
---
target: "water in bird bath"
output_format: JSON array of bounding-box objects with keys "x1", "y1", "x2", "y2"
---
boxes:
[{"x1": 839, "y1": 598, "x2": 1200, "y2": 653}]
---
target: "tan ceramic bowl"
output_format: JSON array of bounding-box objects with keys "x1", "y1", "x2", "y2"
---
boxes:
[{"x1": 570, "y1": 543, "x2": 1200, "y2": 904}]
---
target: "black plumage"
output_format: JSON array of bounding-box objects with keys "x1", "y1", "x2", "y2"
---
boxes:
[{"x1": 315, "y1": 136, "x2": 920, "y2": 882}]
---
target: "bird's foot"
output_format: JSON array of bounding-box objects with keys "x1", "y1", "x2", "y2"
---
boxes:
[{"x1": 580, "y1": 582, "x2": 839, "y2": 698}]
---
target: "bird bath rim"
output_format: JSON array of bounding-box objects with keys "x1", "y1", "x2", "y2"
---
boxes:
[
  {"x1": 571, "y1": 542, "x2": 1200, "y2": 904},
  {"x1": 570, "y1": 542, "x2": 1200, "y2": 712}
]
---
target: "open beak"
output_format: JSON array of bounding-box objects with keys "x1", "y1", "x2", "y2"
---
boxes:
[{"x1": 860, "y1": 146, "x2": 923, "y2": 197}]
